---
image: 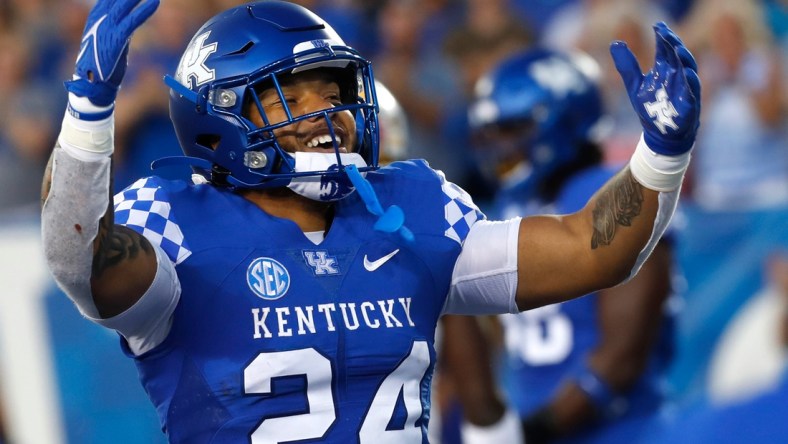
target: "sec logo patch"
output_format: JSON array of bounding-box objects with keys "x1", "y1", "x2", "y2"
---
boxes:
[{"x1": 247, "y1": 257, "x2": 291, "y2": 300}]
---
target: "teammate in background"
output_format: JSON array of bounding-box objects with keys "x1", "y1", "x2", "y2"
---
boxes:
[
  {"x1": 40, "y1": 1, "x2": 700, "y2": 442},
  {"x1": 376, "y1": 79, "x2": 515, "y2": 444},
  {"x1": 373, "y1": 80, "x2": 410, "y2": 165},
  {"x1": 464, "y1": 48, "x2": 677, "y2": 443}
]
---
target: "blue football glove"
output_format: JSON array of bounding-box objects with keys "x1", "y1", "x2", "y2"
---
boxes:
[
  {"x1": 610, "y1": 22, "x2": 701, "y2": 156},
  {"x1": 65, "y1": 0, "x2": 160, "y2": 108}
]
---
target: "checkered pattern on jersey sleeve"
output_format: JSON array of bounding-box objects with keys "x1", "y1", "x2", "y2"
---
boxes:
[
  {"x1": 438, "y1": 171, "x2": 486, "y2": 245},
  {"x1": 113, "y1": 178, "x2": 192, "y2": 265}
]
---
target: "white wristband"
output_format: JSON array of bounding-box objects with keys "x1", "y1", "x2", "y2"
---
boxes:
[
  {"x1": 461, "y1": 408, "x2": 524, "y2": 444},
  {"x1": 67, "y1": 91, "x2": 113, "y2": 115},
  {"x1": 628, "y1": 133, "x2": 691, "y2": 192},
  {"x1": 58, "y1": 105, "x2": 115, "y2": 162}
]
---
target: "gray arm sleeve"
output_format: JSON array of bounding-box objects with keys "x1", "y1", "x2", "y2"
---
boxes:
[
  {"x1": 444, "y1": 218, "x2": 521, "y2": 315},
  {"x1": 42, "y1": 147, "x2": 110, "y2": 320},
  {"x1": 42, "y1": 147, "x2": 180, "y2": 355}
]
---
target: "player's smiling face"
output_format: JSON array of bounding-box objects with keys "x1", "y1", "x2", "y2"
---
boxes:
[{"x1": 248, "y1": 69, "x2": 357, "y2": 155}]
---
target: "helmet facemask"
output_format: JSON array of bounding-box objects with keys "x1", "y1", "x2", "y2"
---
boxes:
[
  {"x1": 237, "y1": 65, "x2": 378, "y2": 200},
  {"x1": 196, "y1": 54, "x2": 379, "y2": 194}
]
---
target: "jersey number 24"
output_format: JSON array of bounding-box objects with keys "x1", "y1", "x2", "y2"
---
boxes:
[{"x1": 244, "y1": 341, "x2": 430, "y2": 443}]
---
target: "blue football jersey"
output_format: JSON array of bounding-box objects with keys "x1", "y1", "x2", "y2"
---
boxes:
[
  {"x1": 496, "y1": 166, "x2": 671, "y2": 443},
  {"x1": 112, "y1": 160, "x2": 484, "y2": 443}
]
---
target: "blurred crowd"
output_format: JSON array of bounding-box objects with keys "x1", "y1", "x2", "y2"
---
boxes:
[
  {"x1": 0, "y1": 0, "x2": 785, "y2": 215},
  {"x1": 0, "y1": 0, "x2": 786, "y2": 442}
]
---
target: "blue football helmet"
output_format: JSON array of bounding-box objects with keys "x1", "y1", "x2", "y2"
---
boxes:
[
  {"x1": 468, "y1": 48, "x2": 606, "y2": 186},
  {"x1": 163, "y1": 1, "x2": 379, "y2": 189}
]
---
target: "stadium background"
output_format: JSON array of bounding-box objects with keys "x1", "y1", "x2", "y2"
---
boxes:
[{"x1": 0, "y1": 0, "x2": 785, "y2": 442}]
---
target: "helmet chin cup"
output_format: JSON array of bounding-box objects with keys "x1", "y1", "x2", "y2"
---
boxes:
[{"x1": 285, "y1": 152, "x2": 368, "y2": 202}]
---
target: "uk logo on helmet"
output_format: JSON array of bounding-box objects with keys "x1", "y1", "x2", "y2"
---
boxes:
[
  {"x1": 177, "y1": 31, "x2": 218, "y2": 88},
  {"x1": 310, "y1": 39, "x2": 329, "y2": 48},
  {"x1": 530, "y1": 57, "x2": 587, "y2": 99},
  {"x1": 247, "y1": 257, "x2": 291, "y2": 300}
]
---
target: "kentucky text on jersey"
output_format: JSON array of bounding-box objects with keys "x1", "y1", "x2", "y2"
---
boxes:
[{"x1": 251, "y1": 298, "x2": 416, "y2": 338}]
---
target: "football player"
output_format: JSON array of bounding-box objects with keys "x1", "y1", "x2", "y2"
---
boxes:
[
  {"x1": 41, "y1": 1, "x2": 699, "y2": 442},
  {"x1": 465, "y1": 47, "x2": 677, "y2": 443},
  {"x1": 375, "y1": 79, "x2": 516, "y2": 444},
  {"x1": 374, "y1": 80, "x2": 409, "y2": 166}
]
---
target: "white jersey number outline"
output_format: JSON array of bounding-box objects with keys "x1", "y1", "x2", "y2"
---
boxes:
[
  {"x1": 503, "y1": 304, "x2": 573, "y2": 365},
  {"x1": 244, "y1": 341, "x2": 430, "y2": 443}
]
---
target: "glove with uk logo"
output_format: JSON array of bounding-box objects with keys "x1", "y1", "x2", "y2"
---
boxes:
[
  {"x1": 611, "y1": 22, "x2": 701, "y2": 157},
  {"x1": 65, "y1": 0, "x2": 160, "y2": 119}
]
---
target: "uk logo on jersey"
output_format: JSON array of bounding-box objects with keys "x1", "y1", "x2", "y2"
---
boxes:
[
  {"x1": 303, "y1": 250, "x2": 340, "y2": 275},
  {"x1": 247, "y1": 257, "x2": 291, "y2": 300}
]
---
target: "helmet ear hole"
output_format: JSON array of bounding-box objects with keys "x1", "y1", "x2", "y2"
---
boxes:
[{"x1": 196, "y1": 134, "x2": 221, "y2": 151}]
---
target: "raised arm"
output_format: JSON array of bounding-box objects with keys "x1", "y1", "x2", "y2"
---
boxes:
[
  {"x1": 41, "y1": 0, "x2": 161, "y2": 320},
  {"x1": 515, "y1": 22, "x2": 700, "y2": 310}
]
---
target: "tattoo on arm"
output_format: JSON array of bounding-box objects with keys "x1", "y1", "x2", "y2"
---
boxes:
[
  {"x1": 591, "y1": 169, "x2": 644, "y2": 249},
  {"x1": 91, "y1": 155, "x2": 151, "y2": 279},
  {"x1": 93, "y1": 223, "x2": 153, "y2": 278}
]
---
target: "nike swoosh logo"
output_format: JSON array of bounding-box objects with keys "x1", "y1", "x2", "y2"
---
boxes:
[{"x1": 363, "y1": 249, "x2": 400, "y2": 272}]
